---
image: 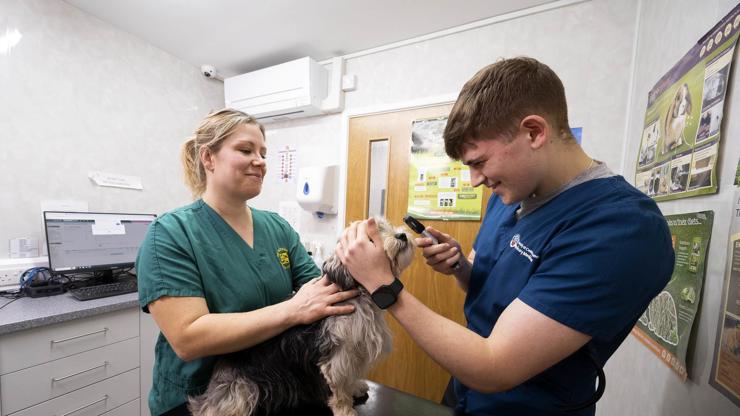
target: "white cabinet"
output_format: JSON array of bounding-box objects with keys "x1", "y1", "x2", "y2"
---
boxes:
[
  {"x1": 0, "y1": 309, "x2": 142, "y2": 416},
  {"x1": 138, "y1": 311, "x2": 159, "y2": 416},
  {"x1": 9, "y1": 369, "x2": 139, "y2": 416}
]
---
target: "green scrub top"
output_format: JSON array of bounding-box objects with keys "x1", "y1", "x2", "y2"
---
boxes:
[{"x1": 136, "y1": 199, "x2": 320, "y2": 415}]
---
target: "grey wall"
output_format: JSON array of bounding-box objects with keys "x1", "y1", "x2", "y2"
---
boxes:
[
  {"x1": 0, "y1": 0, "x2": 223, "y2": 258},
  {"x1": 602, "y1": 0, "x2": 739, "y2": 415}
]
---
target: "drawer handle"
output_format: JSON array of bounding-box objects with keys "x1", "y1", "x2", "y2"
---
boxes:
[
  {"x1": 57, "y1": 395, "x2": 108, "y2": 416},
  {"x1": 50, "y1": 327, "x2": 109, "y2": 345},
  {"x1": 51, "y1": 361, "x2": 108, "y2": 383}
]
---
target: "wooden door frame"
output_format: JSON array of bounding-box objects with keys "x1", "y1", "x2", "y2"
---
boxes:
[{"x1": 336, "y1": 93, "x2": 458, "y2": 228}]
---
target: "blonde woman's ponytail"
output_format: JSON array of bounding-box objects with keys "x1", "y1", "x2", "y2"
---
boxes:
[{"x1": 181, "y1": 135, "x2": 205, "y2": 198}]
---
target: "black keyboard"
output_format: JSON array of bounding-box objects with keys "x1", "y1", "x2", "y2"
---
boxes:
[{"x1": 69, "y1": 280, "x2": 138, "y2": 301}]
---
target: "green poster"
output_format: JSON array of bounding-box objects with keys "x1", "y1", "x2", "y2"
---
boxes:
[
  {"x1": 632, "y1": 211, "x2": 714, "y2": 380},
  {"x1": 407, "y1": 117, "x2": 483, "y2": 220},
  {"x1": 635, "y1": 5, "x2": 740, "y2": 201}
]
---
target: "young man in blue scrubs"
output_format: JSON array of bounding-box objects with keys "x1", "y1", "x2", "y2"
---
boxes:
[{"x1": 336, "y1": 57, "x2": 675, "y2": 415}]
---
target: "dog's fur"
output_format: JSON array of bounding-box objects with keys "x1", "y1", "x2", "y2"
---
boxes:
[
  {"x1": 662, "y1": 83, "x2": 692, "y2": 154},
  {"x1": 188, "y1": 218, "x2": 414, "y2": 416}
]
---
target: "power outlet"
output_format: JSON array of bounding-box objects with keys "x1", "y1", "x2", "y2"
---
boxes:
[{"x1": 0, "y1": 257, "x2": 49, "y2": 291}]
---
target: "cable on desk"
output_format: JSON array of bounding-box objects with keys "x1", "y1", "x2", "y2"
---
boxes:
[{"x1": 0, "y1": 296, "x2": 22, "y2": 310}]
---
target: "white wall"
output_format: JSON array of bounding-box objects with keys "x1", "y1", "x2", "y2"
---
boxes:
[
  {"x1": 602, "y1": 0, "x2": 739, "y2": 415},
  {"x1": 0, "y1": 0, "x2": 223, "y2": 258}
]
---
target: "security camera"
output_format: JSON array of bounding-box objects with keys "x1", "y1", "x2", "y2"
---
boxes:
[{"x1": 200, "y1": 64, "x2": 222, "y2": 80}]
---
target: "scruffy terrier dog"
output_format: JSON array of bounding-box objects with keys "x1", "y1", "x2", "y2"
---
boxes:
[{"x1": 188, "y1": 217, "x2": 414, "y2": 416}]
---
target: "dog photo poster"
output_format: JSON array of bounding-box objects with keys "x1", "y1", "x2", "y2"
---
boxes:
[
  {"x1": 635, "y1": 4, "x2": 740, "y2": 202},
  {"x1": 407, "y1": 117, "x2": 483, "y2": 220},
  {"x1": 632, "y1": 211, "x2": 714, "y2": 381}
]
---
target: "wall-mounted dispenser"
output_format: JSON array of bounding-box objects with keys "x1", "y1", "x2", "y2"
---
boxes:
[{"x1": 296, "y1": 165, "x2": 338, "y2": 217}]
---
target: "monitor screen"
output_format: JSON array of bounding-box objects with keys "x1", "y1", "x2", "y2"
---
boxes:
[{"x1": 43, "y1": 211, "x2": 156, "y2": 273}]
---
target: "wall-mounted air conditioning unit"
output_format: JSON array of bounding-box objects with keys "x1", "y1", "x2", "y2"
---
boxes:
[{"x1": 224, "y1": 57, "x2": 329, "y2": 123}]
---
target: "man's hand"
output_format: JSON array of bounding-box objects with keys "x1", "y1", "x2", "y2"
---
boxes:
[
  {"x1": 335, "y1": 218, "x2": 394, "y2": 293},
  {"x1": 416, "y1": 227, "x2": 463, "y2": 275}
]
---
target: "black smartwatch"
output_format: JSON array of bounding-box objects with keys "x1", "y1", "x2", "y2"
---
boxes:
[{"x1": 370, "y1": 278, "x2": 404, "y2": 309}]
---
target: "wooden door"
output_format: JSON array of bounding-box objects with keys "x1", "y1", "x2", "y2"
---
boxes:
[{"x1": 345, "y1": 104, "x2": 491, "y2": 402}]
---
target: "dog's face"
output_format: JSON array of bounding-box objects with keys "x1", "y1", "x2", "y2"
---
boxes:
[
  {"x1": 671, "y1": 84, "x2": 692, "y2": 119},
  {"x1": 323, "y1": 217, "x2": 415, "y2": 291}
]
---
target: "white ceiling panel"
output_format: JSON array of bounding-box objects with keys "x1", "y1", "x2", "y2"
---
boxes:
[{"x1": 65, "y1": 0, "x2": 557, "y2": 77}]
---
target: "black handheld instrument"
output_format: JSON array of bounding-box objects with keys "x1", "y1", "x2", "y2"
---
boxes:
[
  {"x1": 403, "y1": 214, "x2": 438, "y2": 244},
  {"x1": 403, "y1": 214, "x2": 460, "y2": 270}
]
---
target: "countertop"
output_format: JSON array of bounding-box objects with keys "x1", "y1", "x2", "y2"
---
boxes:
[
  {"x1": 359, "y1": 380, "x2": 454, "y2": 416},
  {"x1": 0, "y1": 292, "x2": 138, "y2": 335}
]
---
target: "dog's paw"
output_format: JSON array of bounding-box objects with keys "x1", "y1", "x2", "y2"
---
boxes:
[
  {"x1": 351, "y1": 380, "x2": 369, "y2": 397},
  {"x1": 331, "y1": 408, "x2": 358, "y2": 416}
]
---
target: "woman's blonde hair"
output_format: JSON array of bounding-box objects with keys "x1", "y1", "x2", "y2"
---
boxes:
[{"x1": 181, "y1": 108, "x2": 265, "y2": 197}]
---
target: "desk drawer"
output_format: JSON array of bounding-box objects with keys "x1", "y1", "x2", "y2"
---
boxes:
[
  {"x1": 0, "y1": 309, "x2": 138, "y2": 375},
  {"x1": 1, "y1": 338, "x2": 139, "y2": 415},
  {"x1": 6, "y1": 368, "x2": 139, "y2": 416},
  {"x1": 102, "y1": 399, "x2": 139, "y2": 416}
]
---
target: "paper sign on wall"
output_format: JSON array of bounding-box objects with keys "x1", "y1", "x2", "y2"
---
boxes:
[
  {"x1": 88, "y1": 171, "x2": 143, "y2": 190},
  {"x1": 631, "y1": 211, "x2": 714, "y2": 381}
]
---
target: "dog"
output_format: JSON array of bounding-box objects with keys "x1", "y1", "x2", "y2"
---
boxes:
[
  {"x1": 662, "y1": 83, "x2": 692, "y2": 154},
  {"x1": 188, "y1": 217, "x2": 415, "y2": 416}
]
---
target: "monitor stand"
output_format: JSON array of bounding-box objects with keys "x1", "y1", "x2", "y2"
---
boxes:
[
  {"x1": 99, "y1": 269, "x2": 115, "y2": 282},
  {"x1": 90, "y1": 268, "x2": 132, "y2": 286}
]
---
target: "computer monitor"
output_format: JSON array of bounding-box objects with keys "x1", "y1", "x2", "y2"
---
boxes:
[{"x1": 43, "y1": 211, "x2": 156, "y2": 279}]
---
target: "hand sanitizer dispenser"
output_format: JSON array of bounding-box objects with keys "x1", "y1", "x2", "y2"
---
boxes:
[{"x1": 296, "y1": 165, "x2": 338, "y2": 216}]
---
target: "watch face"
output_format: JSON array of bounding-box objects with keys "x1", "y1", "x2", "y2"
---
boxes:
[
  {"x1": 371, "y1": 288, "x2": 396, "y2": 309},
  {"x1": 371, "y1": 278, "x2": 403, "y2": 309}
]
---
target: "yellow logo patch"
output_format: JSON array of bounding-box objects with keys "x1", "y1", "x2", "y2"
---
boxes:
[{"x1": 277, "y1": 248, "x2": 290, "y2": 269}]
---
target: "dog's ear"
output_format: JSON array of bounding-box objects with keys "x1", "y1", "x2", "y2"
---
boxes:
[
  {"x1": 322, "y1": 255, "x2": 357, "y2": 291},
  {"x1": 684, "y1": 86, "x2": 692, "y2": 114}
]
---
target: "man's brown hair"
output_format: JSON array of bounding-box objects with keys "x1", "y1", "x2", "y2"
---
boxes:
[{"x1": 444, "y1": 57, "x2": 572, "y2": 159}]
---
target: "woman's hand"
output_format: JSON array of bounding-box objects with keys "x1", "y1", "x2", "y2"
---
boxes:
[
  {"x1": 335, "y1": 218, "x2": 395, "y2": 293},
  {"x1": 288, "y1": 275, "x2": 359, "y2": 325}
]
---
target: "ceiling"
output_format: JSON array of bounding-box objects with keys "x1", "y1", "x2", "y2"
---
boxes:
[{"x1": 65, "y1": 0, "x2": 556, "y2": 78}]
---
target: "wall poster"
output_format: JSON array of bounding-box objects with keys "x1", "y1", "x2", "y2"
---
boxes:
[
  {"x1": 407, "y1": 117, "x2": 483, "y2": 220},
  {"x1": 631, "y1": 211, "x2": 714, "y2": 381},
  {"x1": 709, "y1": 188, "x2": 740, "y2": 406},
  {"x1": 635, "y1": 4, "x2": 740, "y2": 201}
]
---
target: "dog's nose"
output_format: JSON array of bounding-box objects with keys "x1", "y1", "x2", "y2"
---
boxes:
[{"x1": 395, "y1": 232, "x2": 407, "y2": 242}]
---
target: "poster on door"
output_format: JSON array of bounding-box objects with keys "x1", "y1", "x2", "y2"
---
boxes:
[
  {"x1": 631, "y1": 211, "x2": 714, "y2": 381},
  {"x1": 407, "y1": 117, "x2": 483, "y2": 220},
  {"x1": 634, "y1": 4, "x2": 740, "y2": 201},
  {"x1": 709, "y1": 188, "x2": 740, "y2": 406}
]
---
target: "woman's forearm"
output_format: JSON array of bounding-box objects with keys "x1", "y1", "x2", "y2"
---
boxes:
[{"x1": 176, "y1": 300, "x2": 298, "y2": 360}]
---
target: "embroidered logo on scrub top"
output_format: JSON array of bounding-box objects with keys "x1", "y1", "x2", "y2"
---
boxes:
[
  {"x1": 277, "y1": 248, "x2": 291, "y2": 269},
  {"x1": 509, "y1": 234, "x2": 539, "y2": 262}
]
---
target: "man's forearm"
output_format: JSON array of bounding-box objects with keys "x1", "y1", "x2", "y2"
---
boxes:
[
  {"x1": 452, "y1": 256, "x2": 472, "y2": 292},
  {"x1": 387, "y1": 290, "x2": 507, "y2": 393}
]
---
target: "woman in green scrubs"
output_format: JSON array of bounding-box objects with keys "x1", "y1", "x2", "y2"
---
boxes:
[{"x1": 136, "y1": 108, "x2": 359, "y2": 415}]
